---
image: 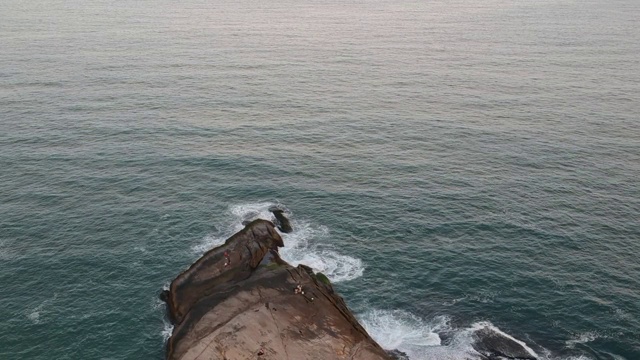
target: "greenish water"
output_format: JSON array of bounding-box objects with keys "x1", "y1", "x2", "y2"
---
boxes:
[{"x1": 1, "y1": 0, "x2": 639, "y2": 359}]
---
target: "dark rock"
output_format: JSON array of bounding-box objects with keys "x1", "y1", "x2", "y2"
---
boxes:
[
  {"x1": 269, "y1": 207, "x2": 293, "y2": 233},
  {"x1": 472, "y1": 325, "x2": 537, "y2": 360},
  {"x1": 387, "y1": 349, "x2": 410, "y2": 360},
  {"x1": 159, "y1": 290, "x2": 169, "y2": 302}
]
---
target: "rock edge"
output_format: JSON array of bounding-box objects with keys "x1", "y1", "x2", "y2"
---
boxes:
[{"x1": 162, "y1": 219, "x2": 392, "y2": 360}]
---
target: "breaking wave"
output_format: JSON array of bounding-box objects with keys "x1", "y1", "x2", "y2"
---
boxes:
[
  {"x1": 359, "y1": 309, "x2": 447, "y2": 358},
  {"x1": 360, "y1": 309, "x2": 484, "y2": 360},
  {"x1": 192, "y1": 202, "x2": 364, "y2": 283},
  {"x1": 161, "y1": 320, "x2": 174, "y2": 342},
  {"x1": 360, "y1": 309, "x2": 594, "y2": 360}
]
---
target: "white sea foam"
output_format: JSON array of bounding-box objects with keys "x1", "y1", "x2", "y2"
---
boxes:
[
  {"x1": 599, "y1": 352, "x2": 627, "y2": 360},
  {"x1": 229, "y1": 202, "x2": 277, "y2": 229},
  {"x1": 358, "y1": 309, "x2": 569, "y2": 360},
  {"x1": 359, "y1": 309, "x2": 445, "y2": 357},
  {"x1": 359, "y1": 311, "x2": 479, "y2": 360},
  {"x1": 467, "y1": 321, "x2": 539, "y2": 358},
  {"x1": 192, "y1": 201, "x2": 364, "y2": 283},
  {"x1": 565, "y1": 331, "x2": 601, "y2": 348},
  {"x1": 191, "y1": 233, "x2": 227, "y2": 254},
  {"x1": 162, "y1": 320, "x2": 174, "y2": 342},
  {"x1": 154, "y1": 292, "x2": 174, "y2": 342},
  {"x1": 191, "y1": 202, "x2": 278, "y2": 254},
  {"x1": 279, "y1": 220, "x2": 363, "y2": 282}
]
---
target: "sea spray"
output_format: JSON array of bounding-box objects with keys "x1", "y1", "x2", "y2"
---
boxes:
[
  {"x1": 359, "y1": 309, "x2": 445, "y2": 350},
  {"x1": 358, "y1": 309, "x2": 592, "y2": 360},
  {"x1": 192, "y1": 202, "x2": 365, "y2": 283}
]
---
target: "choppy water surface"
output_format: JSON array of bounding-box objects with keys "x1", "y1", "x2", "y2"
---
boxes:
[{"x1": 1, "y1": 0, "x2": 639, "y2": 359}]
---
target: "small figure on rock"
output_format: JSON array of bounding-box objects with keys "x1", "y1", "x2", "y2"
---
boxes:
[
  {"x1": 257, "y1": 348, "x2": 265, "y2": 356},
  {"x1": 223, "y1": 250, "x2": 231, "y2": 267},
  {"x1": 294, "y1": 284, "x2": 304, "y2": 295}
]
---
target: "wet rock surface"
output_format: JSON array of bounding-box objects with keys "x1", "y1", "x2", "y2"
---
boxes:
[{"x1": 269, "y1": 206, "x2": 293, "y2": 233}]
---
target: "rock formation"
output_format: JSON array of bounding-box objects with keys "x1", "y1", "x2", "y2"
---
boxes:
[
  {"x1": 269, "y1": 206, "x2": 293, "y2": 233},
  {"x1": 162, "y1": 219, "x2": 392, "y2": 360},
  {"x1": 471, "y1": 326, "x2": 538, "y2": 360},
  {"x1": 162, "y1": 214, "x2": 539, "y2": 360}
]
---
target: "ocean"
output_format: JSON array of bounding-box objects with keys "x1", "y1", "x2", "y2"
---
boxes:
[{"x1": 1, "y1": 0, "x2": 638, "y2": 359}]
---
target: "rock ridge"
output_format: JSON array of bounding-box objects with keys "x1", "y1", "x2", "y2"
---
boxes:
[{"x1": 162, "y1": 219, "x2": 392, "y2": 360}]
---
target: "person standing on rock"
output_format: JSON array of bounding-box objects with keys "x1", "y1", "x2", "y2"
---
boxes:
[{"x1": 224, "y1": 251, "x2": 231, "y2": 267}]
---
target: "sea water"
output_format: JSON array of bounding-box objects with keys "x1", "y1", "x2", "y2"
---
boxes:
[{"x1": 1, "y1": 0, "x2": 638, "y2": 359}]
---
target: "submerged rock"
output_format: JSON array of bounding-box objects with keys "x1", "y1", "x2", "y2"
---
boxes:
[
  {"x1": 163, "y1": 219, "x2": 390, "y2": 360},
  {"x1": 472, "y1": 325, "x2": 538, "y2": 360}
]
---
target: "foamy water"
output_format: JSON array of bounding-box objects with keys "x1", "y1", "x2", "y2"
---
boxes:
[
  {"x1": 359, "y1": 309, "x2": 485, "y2": 360},
  {"x1": 359, "y1": 310, "x2": 446, "y2": 356},
  {"x1": 359, "y1": 309, "x2": 598, "y2": 360},
  {"x1": 193, "y1": 202, "x2": 365, "y2": 283}
]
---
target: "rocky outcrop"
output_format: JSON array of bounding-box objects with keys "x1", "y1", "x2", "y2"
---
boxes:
[
  {"x1": 163, "y1": 219, "x2": 392, "y2": 360},
  {"x1": 472, "y1": 326, "x2": 538, "y2": 360},
  {"x1": 269, "y1": 206, "x2": 293, "y2": 233}
]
